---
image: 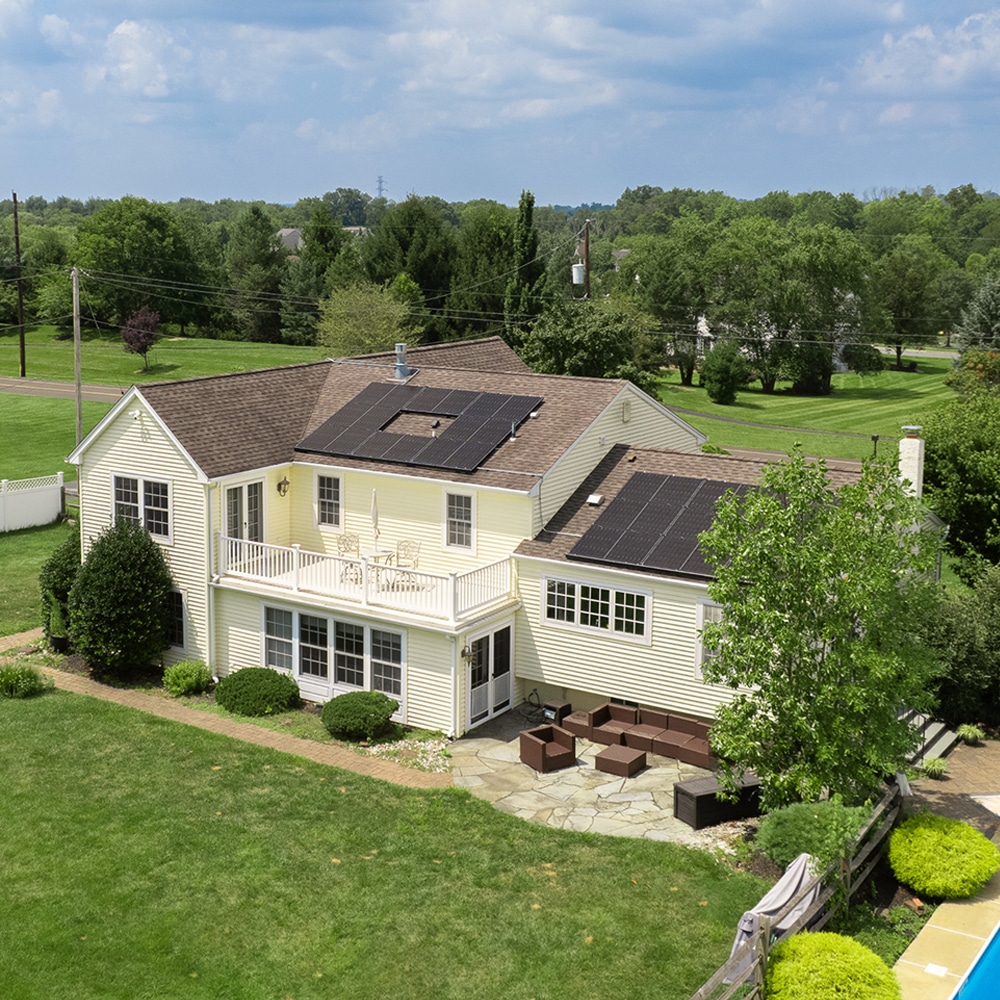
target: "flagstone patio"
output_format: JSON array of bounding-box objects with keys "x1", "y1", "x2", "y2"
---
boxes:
[{"x1": 449, "y1": 710, "x2": 727, "y2": 847}]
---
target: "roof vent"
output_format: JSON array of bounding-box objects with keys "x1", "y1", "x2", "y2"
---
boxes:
[
  {"x1": 394, "y1": 342, "x2": 410, "y2": 380},
  {"x1": 587, "y1": 493, "x2": 604, "y2": 506}
]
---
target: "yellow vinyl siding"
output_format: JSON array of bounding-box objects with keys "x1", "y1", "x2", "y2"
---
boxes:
[
  {"x1": 284, "y1": 465, "x2": 532, "y2": 575},
  {"x1": 536, "y1": 386, "x2": 703, "y2": 534},
  {"x1": 75, "y1": 401, "x2": 211, "y2": 666},
  {"x1": 515, "y1": 557, "x2": 734, "y2": 720},
  {"x1": 403, "y1": 630, "x2": 454, "y2": 734}
]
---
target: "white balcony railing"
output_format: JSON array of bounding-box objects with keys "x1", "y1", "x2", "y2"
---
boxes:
[{"x1": 217, "y1": 534, "x2": 514, "y2": 624}]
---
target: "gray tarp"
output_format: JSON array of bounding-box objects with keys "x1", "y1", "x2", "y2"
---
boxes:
[{"x1": 725, "y1": 852, "x2": 821, "y2": 982}]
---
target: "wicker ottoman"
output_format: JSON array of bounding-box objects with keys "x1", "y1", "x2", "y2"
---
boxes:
[{"x1": 595, "y1": 744, "x2": 647, "y2": 778}]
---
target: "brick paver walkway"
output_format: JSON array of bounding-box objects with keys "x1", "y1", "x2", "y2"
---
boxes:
[{"x1": 0, "y1": 629, "x2": 451, "y2": 791}]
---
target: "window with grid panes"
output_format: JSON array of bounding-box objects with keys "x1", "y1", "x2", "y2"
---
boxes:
[
  {"x1": 614, "y1": 590, "x2": 646, "y2": 635},
  {"x1": 114, "y1": 476, "x2": 140, "y2": 523},
  {"x1": 299, "y1": 614, "x2": 329, "y2": 678},
  {"x1": 335, "y1": 621, "x2": 365, "y2": 687},
  {"x1": 580, "y1": 585, "x2": 610, "y2": 629},
  {"x1": 371, "y1": 629, "x2": 402, "y2": 697},
  {"x1": 168, "y1": 591, "x2": 184, "y2": 648},
  {"x1": 542, "y1": 577, "x2": 648, "y2": 640},
  {"x1": 545, "y1": 580, "x2": 575, "y2": 622},
  {"x1": 446, "y1": 493, "x2": 472, "y2": 548},
  {"x1": 113, "y1": 474, "x2": 170, "y2": 538},
  {"x1": 317, "y1": 475, "x2": 341, "y2": 527},
  {"x1": 264, "y1": 607, "x2": 293, "y2": 670}
]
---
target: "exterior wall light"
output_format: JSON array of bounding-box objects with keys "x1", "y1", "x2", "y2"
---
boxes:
[{"x1": 276, "y1": 477, "x2": 290, "y2": 497}]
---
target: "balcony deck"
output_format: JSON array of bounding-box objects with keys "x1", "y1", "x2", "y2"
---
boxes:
[{"x1": 216, "y1": 535, "x2": 515, "y2": 624}]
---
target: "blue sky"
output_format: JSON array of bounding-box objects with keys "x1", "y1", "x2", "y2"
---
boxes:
[{"x1": 3, "y1": 1, "x2": 999, "y2": 206}]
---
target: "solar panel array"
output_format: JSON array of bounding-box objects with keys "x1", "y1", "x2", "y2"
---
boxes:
[
  {"x1": 568, "y1": 472, "x2": 751, "y2": 578},
  {"x1": 296, "y1": 382, "x2": 543, "y2": 473}
]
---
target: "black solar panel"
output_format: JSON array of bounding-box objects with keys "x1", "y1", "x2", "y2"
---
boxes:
[
  {"x1": 568, "y1": 472, "x2": 750, "y2": 578},
  {"x1": 295, "y1": 382, "x2": 542, "y2": 473}
]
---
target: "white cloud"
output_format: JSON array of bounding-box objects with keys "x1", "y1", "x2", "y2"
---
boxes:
[
  {"x1": 92, "y1": 20, "x2": 192, "y2": 98},
  {"x1": 40, "y1": 13, "x2": 82, "y2": 51},
  {"x1": 0, "y1": 0, "x2": 31, "y2": 38},
  {"x1": 856, "y1": 12, "x2": 1000, "y2": 97},
  {"x1": 878, "y1": 101, "x2": 914, "y2": 123}
]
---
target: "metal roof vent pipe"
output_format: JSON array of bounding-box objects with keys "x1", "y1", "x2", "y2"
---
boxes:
[
  {"x1": 899, "y1": 425, "x2": 924, "y2": 499},
  {"x1": 394, "y1": 342, "x2": 410, "y2": 380}
]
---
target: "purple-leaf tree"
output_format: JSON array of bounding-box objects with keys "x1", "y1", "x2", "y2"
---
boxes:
[{"x1": 121, "y1": 306, "x2": 160, "y2": 370}]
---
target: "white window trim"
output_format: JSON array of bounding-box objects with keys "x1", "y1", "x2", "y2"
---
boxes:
[
  {"x1": 259, "y1": 603, "x2": 406, "y2": 701},
  {"x1": 443, "y1": 491, "x2": 475, "y2": 552},
  {"x1": 695, "y1": 599, "x2": 723, "y2": 680},
  {"x1": 111, "y1": 472, "x2": 173, "y2": 544},
  {"x1": 540, "y1": 575, "x2": 651, "y2": 645},
  {"x1": 315, "y1": 473, "x2": 344, "y2": 532}
]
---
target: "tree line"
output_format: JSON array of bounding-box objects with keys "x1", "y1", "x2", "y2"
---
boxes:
[{"x1": 3, "y1": 183, "x2": 1000, "y2": 394}]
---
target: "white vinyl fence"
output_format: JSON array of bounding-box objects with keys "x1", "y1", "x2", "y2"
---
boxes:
[{"x1": 0, "y1": 473, "x2": 64, "y2": 533}]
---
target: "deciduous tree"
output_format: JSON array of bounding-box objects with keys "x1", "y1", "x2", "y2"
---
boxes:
[
  {"x1": 923, "y1": 387, "x2": 1000, "y2": 577},
  {"x1": 120, "y1": 306, "x2": 160, "y2": 370},
  {"x1": 317, "y1": 281, "x2": 422, "y2": 358},
  {"x1": 698, "y1": 451, "x2": 941, "y2": 808}
]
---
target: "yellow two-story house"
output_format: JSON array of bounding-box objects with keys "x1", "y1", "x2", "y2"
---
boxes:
[{"x1": 69, "y1": 337, "x2": 865, "y2": 737}]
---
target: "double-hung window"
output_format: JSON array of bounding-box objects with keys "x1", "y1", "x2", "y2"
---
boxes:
[
  {"x1": 445, "y1": 493, "x2": 473, "y2": 549},
  {"x1": 264, "y1": 607, "x2": 294, "y2": 671},
  {"x1": 113, "y1": 474, "x2": 171, "y2": 540},
  {"x1": 543, "y1": 577, "x2": 649, "y2": 641},
  {"x1": 265, "y1": 605, "x2": 404, "y2": 703},
  {"x1": 317, "y1": 475, "x2": 341, "y2": 528}
]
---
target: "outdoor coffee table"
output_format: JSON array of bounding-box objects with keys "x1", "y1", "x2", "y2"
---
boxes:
[{"x1": 595, "y1": 744, "x2": 646, "y2": 778}]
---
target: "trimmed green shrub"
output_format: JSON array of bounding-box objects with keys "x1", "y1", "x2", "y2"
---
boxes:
[
  {"x1": 889, "y1": 813, "x2": 1000, "y2": 899},
  {"x1": 322, "y1": 690, "x2": 399, "y2": 742},
  {"x1": 755, "y1": 797, "x2": 871, "y2": 870},
  {"x1": 163, "y1": 660, "x2": 212, "y2": 697},
  {"x1": 766, "y1": 932, "x2": 900, "y2": 1000},
  {"x1": 67, "y1": 519, "x2": 174, "y2": 678},
  {"x1": 214, "y1": 667, "x2": 300, "y2": 717},
  {"x1": 38, "y1": 522, "x2": 81, "y2": 646},
  {"x1": 0, "y1": 663, "x2": 53, "y2": 699}
]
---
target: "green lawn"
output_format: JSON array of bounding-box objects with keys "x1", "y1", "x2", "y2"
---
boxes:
[
  {"x1": 0, "y1": 520, "x2": 72, "y2": 636},
  {"x1": 0, "y1": 688, "x2": 768, "y2": 1000},
  {"x1": 658, "y1": 358, "x2": 956, "y2": 461},
  {"x1": 0, "y1": 325, "x2": 326, "y2": 387},
  {"x1": 0, "y1": 395, "x2": 112, "y2": 480}
]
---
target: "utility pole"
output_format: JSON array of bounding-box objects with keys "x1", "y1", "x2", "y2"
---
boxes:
[
  {"x1": 72, "y1": 267, "x2": 82, "y2": 445},
  {"x1": 12, "y1": 192, "x2": 26, "y2": 377},
  {"x1": 583, "y1": 218, "x2": 591, "y2": 301}
]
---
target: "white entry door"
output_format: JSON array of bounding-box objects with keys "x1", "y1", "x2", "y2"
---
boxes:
[{"x1": 468, "y1": 624, "x2": 512, "y2": 726}]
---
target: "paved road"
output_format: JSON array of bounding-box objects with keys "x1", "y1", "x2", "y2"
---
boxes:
[{"x1": 0, "y1": 377, "x2": 124, "y2": 403}]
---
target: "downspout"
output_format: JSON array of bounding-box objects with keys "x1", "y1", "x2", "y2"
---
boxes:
[
  {"x1": 449, "y1": 636, "x2": 458, "y2": 739},
  {"x1": 206, "y1": 482, "x2": 218, "y2": 674}
]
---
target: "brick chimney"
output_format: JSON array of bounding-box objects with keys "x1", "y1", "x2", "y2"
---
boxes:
[{"x1": 898, "y1": 426, "x2": 924, "y2": 498}]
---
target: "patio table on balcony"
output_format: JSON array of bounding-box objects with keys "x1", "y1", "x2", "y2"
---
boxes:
[{"x1": 362, "y1": 548, "x2": 394, "y2": 564}]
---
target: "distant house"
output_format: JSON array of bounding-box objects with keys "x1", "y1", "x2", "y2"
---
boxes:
[
  {"x1": 68, "y1": 336, "x2": 878, "y2": 736},
  {"x1": 277, "y1": 228, "x2": 304, "y2": 252}
]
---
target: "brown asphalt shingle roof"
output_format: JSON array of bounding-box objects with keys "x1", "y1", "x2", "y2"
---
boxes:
[
  {"x1": 137, "y1": 347, "x2": 627, "y2": 490},
  {"x1": 516, "y1": 444, "x2": 862, "y2": 572},
  {"x1": 346, "y1": 336, "x2": 532, "y2": 373}
]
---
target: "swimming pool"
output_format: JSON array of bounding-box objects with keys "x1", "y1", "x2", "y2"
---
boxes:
[{"x1": 954, "y1": 919, "x2": 1000, "y2": 998}]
